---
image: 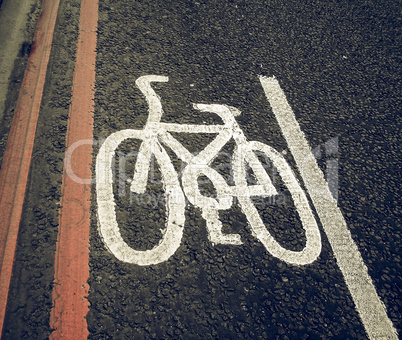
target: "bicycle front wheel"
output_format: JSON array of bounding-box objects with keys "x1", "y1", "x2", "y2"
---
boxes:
[
  {"x1": 96, "y1": 129, "x2": 185, "y2": 266},
  {"x1": 233, "y1": 141, "x2": 322, "y2": 265}
]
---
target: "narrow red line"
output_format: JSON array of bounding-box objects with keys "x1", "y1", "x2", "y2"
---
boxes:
[
  {"x1": 49, "y1": 0, "x2": 98, "y2": 338},
  {"x1": 0, "y1": 0, "x2": 60, "y2": 336}
]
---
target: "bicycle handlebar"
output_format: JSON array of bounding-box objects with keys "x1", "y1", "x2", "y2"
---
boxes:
[{"x1": 135, "y1": 75, "x2": 168, "y2": 124}]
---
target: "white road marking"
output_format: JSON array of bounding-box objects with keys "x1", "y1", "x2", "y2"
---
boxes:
[
  {"x1": 156, "y1": 122, "x2": 222, "y2": 133},
  {"x1": 260, "y1": 75, "x2": 398, "y2": 339},
  {"x1": 182, "y1": 162, "x2": 242, "y2": 245},
  {"x1": 233, "y1": 141, "x2": 322, "y2": 265},
  {"x1": 97, "y1": 75, "x2": 323, "y2": 266},
  {"x1": 96, "y1": 129, "x2": 186, "y2": 266}
]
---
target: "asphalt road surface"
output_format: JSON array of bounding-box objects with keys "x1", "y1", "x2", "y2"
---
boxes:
[{"x1": 0, "y1": 0, "x2": 401, "y2": 339}]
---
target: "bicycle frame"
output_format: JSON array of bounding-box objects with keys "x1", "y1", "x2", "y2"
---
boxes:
[{"x1": 131, "y1": 75, "x2": 276, "y2": 199}]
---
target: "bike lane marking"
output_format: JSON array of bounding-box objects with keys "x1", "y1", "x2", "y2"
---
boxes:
[
  {"x1": 0, "y1": 0, "x2": 60, "y2": 335},
  {"x1": 260, "y1": 76, "x2": 398, "y2": 339},
  {"x1": 96, "y1": 77, "x2": 322, "y2": 266},
  {"x1": 49, "y1": 0, "x2": 98, "y2": 338}
]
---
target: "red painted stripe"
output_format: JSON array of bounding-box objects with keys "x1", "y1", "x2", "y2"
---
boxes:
[
  {"x1": 0, "y1": 0, "x2": 60, "y2": 335},
  {"x1": 49, "y1": 0, "x2": 98, "y2": 338}
]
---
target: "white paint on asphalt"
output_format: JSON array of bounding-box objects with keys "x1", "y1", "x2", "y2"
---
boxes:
[
  {"x1": 96, "y1": 129, "x2": 186, "y2": 266},
  {"x1": 96, "y1": 75, "x2": 322, "y2": 266},
  {"x1": 233, "y1": 141, "x2": 322, "y2": 265},
  {"x1": 259, "y1": 75, "x2": 398, "y2": 339}
]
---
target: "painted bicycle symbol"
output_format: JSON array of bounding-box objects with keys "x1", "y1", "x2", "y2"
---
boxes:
[{"x1": 96, "y1": 75, "x2": 321, "y2": 266}]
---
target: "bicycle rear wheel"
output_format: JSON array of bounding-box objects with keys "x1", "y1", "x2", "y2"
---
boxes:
[
  {"x1": 233, "y1": 141, "x2": 321, "y2": 265},
  {"x1": 96, "y1": 129, "x2": 185, "y2": 266}
]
